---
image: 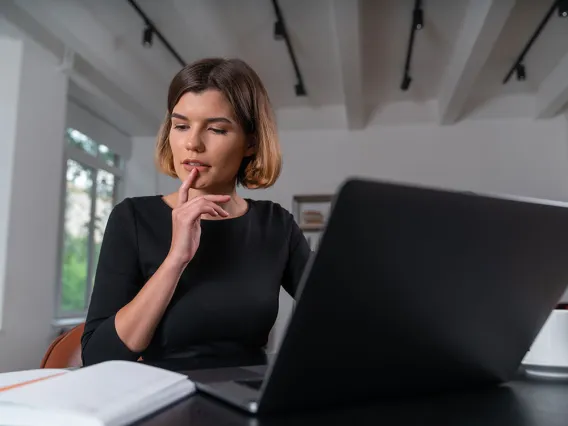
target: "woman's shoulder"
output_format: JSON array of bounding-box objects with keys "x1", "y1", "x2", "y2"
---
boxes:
[
  {"x1": 124, "y1": 195, "x2": 167, "y2": 208},
  {"x1": 248, "y1": 199, "x2": 296, "y2": 225},
  {"x1": 110, "y1": 195, "x2": 168, "y2": 219}
]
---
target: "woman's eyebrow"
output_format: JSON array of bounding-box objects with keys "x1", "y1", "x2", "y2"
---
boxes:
[
  {"x1": 170, "y1": 112, "x2": 188, "y2": 121},
  {"x1": 170, "y1": 113, "x2": 233, "y2": 125},
  {"x1": 205, "y1": 117, "x2": 233, "y2": 125}
]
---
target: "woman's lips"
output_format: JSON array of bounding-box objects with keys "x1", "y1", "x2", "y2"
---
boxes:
[
  {"x1": 182, "y1": 161, "x2": 211, "y2": 172},
  {"x1": 183, "y1": 164, "x2": 210, "y2": 172}
]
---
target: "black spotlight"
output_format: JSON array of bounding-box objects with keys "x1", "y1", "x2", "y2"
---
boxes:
[
  {"x1": 401, "y1": 74, "x2": 412, "y2": 91},
  {"x1": 295, "y1": 82, "x2": 307, "y2": 96},
  {"x1": 559, "y1": 0, "x2": 568, "y2": 17},
  {"x1": 274, "y1": 20, "x2": 285, "y2": 40},
  {"x1": 515, "y1": 63, "x2": 526, "y2": 81},
  {"x1": 142, "y1": 24, "x2": 153, "y2": 47},
  {"x1": 413, "y1": 7, "x2": 424, "y2": 30}
]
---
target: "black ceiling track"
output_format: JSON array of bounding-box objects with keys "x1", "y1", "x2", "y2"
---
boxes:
[
  {"x1": 271, "y1": 0, "x2": 307, "y2": 96},
  {"x1": 503, "y1": 0, "x2": 561, "y2": 84},
  {"x1": 401, "y1": 0, "x2": 424, "y2": 91},
  {"x1": 126, "y1": 0, "x2": 186, "y2": 67}
]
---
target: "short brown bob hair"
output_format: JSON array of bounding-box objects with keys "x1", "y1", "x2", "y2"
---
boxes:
[{"x1": 156, "y1": 58, "x2": 281, "y2": 189}]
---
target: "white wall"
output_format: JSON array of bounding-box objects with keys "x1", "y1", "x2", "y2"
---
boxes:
[
  {"x1": 123, "y1": 137, "x2": 159, "y2": 199},
  {"x1": 123, "y1": 137, "x2": 182, "y2": 200},
  {"x1": 242, "y1": 116, "x2": 568, "y2": 209},
  {"x1": 0, "y1": 37, "x2": 23, "y2": 330},
  {"x1": 0, "y1": 19, "x2": 68, "y2": 372},
  {"x1": 126, "y1": 116, "x2": 568, "y2": 348}
]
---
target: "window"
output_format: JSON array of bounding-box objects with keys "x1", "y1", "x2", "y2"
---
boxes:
[{"x1": 56, "y1": 128, "x2": 123, "y2": 318}]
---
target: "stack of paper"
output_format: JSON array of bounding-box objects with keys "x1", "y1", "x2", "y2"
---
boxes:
[
  {"x1": 0, "y1": 360, "x2": 195, "y2": 425},
  {"x1": 0, "y1": 368, "x2": 69, "y2": 392}
]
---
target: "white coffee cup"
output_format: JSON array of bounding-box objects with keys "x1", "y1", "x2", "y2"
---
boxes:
[{"x1": 522, "y1": 309, "x2": 568, "y2": 377}]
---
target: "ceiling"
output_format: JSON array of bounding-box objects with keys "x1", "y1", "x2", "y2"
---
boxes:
[{"x1": 3, "y1": 0, "x2": 568, "y2": 135}]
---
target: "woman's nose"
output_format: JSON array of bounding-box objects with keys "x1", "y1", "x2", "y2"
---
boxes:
[{"x1": 185, "y1": 131, "x2": 205, "y2": 152}]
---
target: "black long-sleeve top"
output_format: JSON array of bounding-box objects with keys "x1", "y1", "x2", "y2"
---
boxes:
[{"x1": 81, "y1": 196, "x2": 310, "y2": 366}]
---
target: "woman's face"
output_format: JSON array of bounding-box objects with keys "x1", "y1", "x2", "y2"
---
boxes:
[{"x1": 169, "y1": 89, "x2": 253, "y2": 191}]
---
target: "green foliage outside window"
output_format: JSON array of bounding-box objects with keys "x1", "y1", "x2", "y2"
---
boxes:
[{"x1": 58, "y1": 128, "x2": 118, "y2": 316}]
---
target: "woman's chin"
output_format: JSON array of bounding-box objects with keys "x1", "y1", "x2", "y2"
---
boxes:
[
  {"x1": 177, "y1": 172, "x2": 232, "y2": 193},
  {"x1": 190, "y1": 178, "x2": 215, "y2": 191}
]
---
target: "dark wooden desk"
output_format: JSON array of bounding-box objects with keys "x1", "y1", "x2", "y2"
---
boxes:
[{"x1": 138, "y1": 367, "x2": 568, "y2": 425}]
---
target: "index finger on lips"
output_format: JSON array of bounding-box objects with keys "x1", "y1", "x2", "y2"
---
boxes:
[{"x1": 177, "y1": 169, "x2": 198, "y2": 206}]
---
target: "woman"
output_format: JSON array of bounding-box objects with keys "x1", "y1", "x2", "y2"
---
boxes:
[{"x1": 81, "y1": 58, "x2": 310, "y2": 367}]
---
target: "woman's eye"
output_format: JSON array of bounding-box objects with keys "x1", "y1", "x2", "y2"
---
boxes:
[
  {"x1": 210, "y1": 128, "x2": 228, "y2": 135},
  {"x1": 174, "y1": 124, "x2": 188, "y2": 131}
]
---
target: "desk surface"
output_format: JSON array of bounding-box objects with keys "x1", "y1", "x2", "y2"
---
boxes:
[{"x1": 137, "y1": 364, "x2": 568, "y2": 426}]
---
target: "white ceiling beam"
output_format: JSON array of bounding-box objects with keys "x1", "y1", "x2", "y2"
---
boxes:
[
  {"x1": 535, "y1": 51, "x2": 568, "y2": 119},
  {"x1": 67, "y1": 66, "x2": 158, "y2": 138},
  {"x1": 12, "y1": 0, "x2": 167, "y2": 122},
  {"x1": 332, "y1": 0, "x2": 365, "y2": 130},
  {"x1": 438, "y1": 0, "x2": 516, "y2": 125}
]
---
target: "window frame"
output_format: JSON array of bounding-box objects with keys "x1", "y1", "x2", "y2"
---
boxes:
[{"x1": 54, "y1": 130, "x2": 123, "y2": 320}]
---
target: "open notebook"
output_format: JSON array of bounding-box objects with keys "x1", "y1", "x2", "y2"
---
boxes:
[{"x1": 0, "y1": 360, "x2": 195, "y2": 426}]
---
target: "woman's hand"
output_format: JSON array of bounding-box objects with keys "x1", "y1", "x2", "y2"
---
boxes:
[{"x1": 167, "y1": 168, "x2": 230, "y2": 266}]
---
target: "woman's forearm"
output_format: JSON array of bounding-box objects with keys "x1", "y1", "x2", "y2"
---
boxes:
[{"x1": 115, "y1": 256, "x2": 187, "y2": 353}]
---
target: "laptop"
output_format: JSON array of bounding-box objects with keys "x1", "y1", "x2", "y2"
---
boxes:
[{"x1": 195, "y1": 178, "x2": 568, "y2": 414}]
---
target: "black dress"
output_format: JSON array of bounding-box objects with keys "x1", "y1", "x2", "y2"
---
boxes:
[{"x1": 81, "y1": 196, "x2": 311, "y2": 366}]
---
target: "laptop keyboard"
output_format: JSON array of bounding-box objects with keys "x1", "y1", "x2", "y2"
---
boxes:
[{"x1": 235, "y1": 379, "x2": 264, "y2": 390}]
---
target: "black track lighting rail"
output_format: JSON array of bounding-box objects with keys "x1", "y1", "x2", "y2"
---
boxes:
[
  {"x1": 126, "y1": 0, "x2": 186, "y2": 67},
  {"x1": 271, "y1": 0, "x2": 307, "y2": 96},
  {"x1": 401, "y1": 0, "x2": 423, "y2": 91},
  {"x1": 503, "y1": 1, "x2": 560, "y2": 84}
]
